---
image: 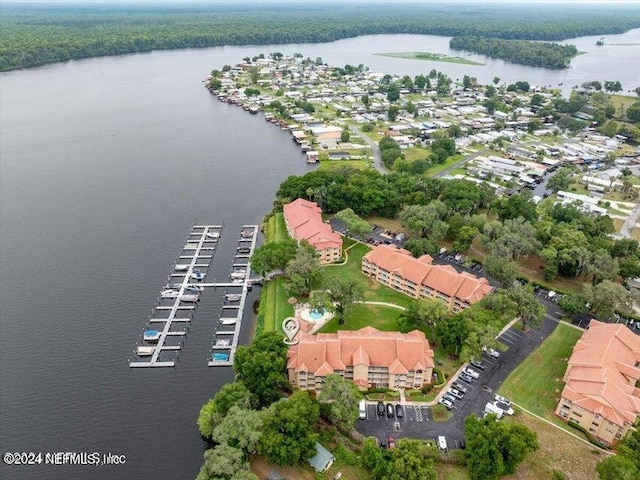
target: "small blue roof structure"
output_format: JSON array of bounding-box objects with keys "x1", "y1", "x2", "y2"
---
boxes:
[{"x1": 308, "y1": 442, "x2": 335, "y2": 473}]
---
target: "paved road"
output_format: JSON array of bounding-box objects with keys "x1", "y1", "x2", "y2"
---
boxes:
[
  {"x1": 349, "y1": 124, "x2": 390, "y2": 175},
  {"x1": 356, "y1": 311, "x2": 560, "y2": 449},
  {"x1": 616, "y1": 201, "x2": 640, "y2": 239},
  {"x1": 435, "y1": 148, "x2": 490, "y2": 178}
]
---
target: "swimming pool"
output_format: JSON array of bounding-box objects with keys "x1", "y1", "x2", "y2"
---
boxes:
[{"x1": 309, "y1": 309, "x2": 324, "y2": 320}]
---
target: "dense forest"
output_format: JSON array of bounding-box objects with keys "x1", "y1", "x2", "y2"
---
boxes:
[
  {"x1": 1, "y1": 2, "x2": 640, "y2": 71},
  {"x1": 449, "y1": 36, "x2": 579, "y2": 69}
]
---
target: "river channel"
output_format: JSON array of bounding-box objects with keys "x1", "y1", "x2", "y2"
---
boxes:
[{"x1": 1, "y1": 29, "x2": 639, "y2": 480}]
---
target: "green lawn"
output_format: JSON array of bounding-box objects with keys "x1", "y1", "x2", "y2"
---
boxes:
[
  {"x1": 321, "y1": 242, "x2": 414, "y2": 308},
  {"x1": 426, "y1": 154, "x2": 464, "y2": 177},
  {"x1": 255, "y1": 213, "x2": 292, "y2": 334},
  {"x1": 319, "y1": 303, "x2": 403, "y2": 333},
  {"x1": 499, "y1": 322, "x2": 583, "y2": 424},
  {"x1": 258, "y1": 276, "x2": 294, "y2": 334},
  {"x1": 318, "y1": 159, "x2": 370, "y2": 171},
  {"x1": 268, "y1": 212, "x2": 289, "y2": 242}
]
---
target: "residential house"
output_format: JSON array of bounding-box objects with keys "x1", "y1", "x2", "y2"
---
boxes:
[
  {"x1": 287, "y1": 326, "x2": 435, "y2": 392},
  {"x1": 362, "y1": 245, "x2": 493, "y2": 311},
  {"x1": 282, "y1": 198, "x2": 342, "y2": 264},
  {"x1": 555, "y1": 320, "x2": 640, "y2": 446}
]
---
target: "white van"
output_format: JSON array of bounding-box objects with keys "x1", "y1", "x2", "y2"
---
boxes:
[
  {"x1": 437, "y1": 436, "x2": 448, "y2": 450},
  {"x1": 359, "y1": 399, "x2": 367, "y2": 419}
]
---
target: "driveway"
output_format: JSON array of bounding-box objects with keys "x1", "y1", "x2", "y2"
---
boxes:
[{"x1": 349, "y1": 124, "x2": 390, "y2": 175}]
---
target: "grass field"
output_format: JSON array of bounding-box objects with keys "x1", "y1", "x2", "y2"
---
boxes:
[
  {"x1": 375, "y1": 51, "x2": 484, "y2": 66},
  {"x1": 425, "y1": 154, "x2": 464, "y2": 177},
  {"x1": 499, "y1": 322, "x2": 583, "y2": 423},
  {"x1": 255, "y1": 213, "x2": 292, "y2": 334},
  {"x1": 319, "y1": 159, "x2": 371, "y2": 171},
  {"x1": 319, "y1": 303, "x2": 404, "y2": 333},
  {"x1": 321, "y1": 242, "x2": 414, "y2": 308},
  {"x1": 503, "y1": 412, "x2": 603, "y2": 480}
]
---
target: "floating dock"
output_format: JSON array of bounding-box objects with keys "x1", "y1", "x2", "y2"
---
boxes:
[
  {"x1": 129, "y1": 224, "x2": 222, "y2": 368},
  {"x1": 208, "y1": 225, "x2": 259, "y2": 367}
]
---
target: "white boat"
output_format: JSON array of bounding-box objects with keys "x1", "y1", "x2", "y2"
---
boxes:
[
  {"x1": 241, "y1": 229, "x2": 254, "y2": 238},
  {"x1": 175, "y1": 264, "x2": 190, "y2": 271},
  {"x1": 185, "y1": 284, "x2": 204, "y2": 293},
  {"x1": 161, "y1": 289, "x2": 179, "y2": 298},
  {"x1": 225, "y1": 294, "x2": 241, "y2": 302},
  {"x1": 143, "y1": 330, "x2": 160, "y2": 342},
  {"x1": 206, "y1": 231, "x2": 220, "y2": 239},
  {"x1": 215, "y1": 339, "x2": 230, "y2": 346},
  {"x1": 179, "y1": 294, "x2": 200, "y2": 303},
  {"x1": 137, "y1": 346, "x2": 156, "y2": 356},
  {"x1": 220, "y1": 318, "x2": 237, "y2": 325},
  {"x1": 191, "y1": 270, "x2": 206, "y2": 280},
  {"x1": 230, "y1": 271, "x2": 245, "y2": 280}
]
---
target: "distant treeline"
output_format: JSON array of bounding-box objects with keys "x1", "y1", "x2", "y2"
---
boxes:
[
  {"x1": 1, "y1": 3, "x2": 639, "y2": 71},
  {"x1": 449, "y1": 36, "x2": 579, "y2": 69}
]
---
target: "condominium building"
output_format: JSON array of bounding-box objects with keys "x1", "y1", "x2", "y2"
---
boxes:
[
  {"x1": 555, "y1": 320, "x2": 640, "y2": 446},
  {"x1": 286, "y1": 327, "x2": 435, "y2": 392},
  {"x1": 362, "y1": 245, "x2": 492, "y2": 311},
  {"x1": 282, "y1": 198, "x2": 342, "y2": 264}
]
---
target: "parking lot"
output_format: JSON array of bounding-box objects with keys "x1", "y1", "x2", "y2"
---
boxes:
[{"x1": 356, "y1": 315, "x2": 558, "y2": 450}]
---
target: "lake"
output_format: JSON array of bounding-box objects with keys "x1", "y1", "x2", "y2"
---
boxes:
[{"x1": 1, "y1": 29, "x2": 638, "y2": 480}]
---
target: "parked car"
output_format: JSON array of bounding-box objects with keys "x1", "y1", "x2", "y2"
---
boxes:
[
  {"x1": 459, "y1": 373, "x2": 474, "y2": 383},
  {"x1": 395, "y1": 404, "x2": 404, "y2": 418},
  {"x1": 470, "y1": 359, "x2": 485, "y2": 370},
  {"x1": 443, "y1": 393, "x2": 457, "y2": 404},
  {"x1": 447, "y1": 388, "x2": 464, "y2": 400},
  {"x1": 452, "y1": 382, "x2": 467, "y2": 393},
  {"x1": 386, "y1": 403, "x2": 394, "y2": 418},
  {"x1": 464, "y1": 368, "x2": 480, "y2": 379},
  {"x1": 483, "y1": 346, "x2": 500, "y2": 358},
  {"x1": 439, "y1": 398, "x2": 453, "y2": 410},
  {"x1": 377, "y1": 401, "x2": 385, "y2": 417},
  {"x1": 494, "y1": 394, "x2": 512, "y2": 407},
  {"x1": 387, "y1": 437, "x2": 396, "y2": 449}
]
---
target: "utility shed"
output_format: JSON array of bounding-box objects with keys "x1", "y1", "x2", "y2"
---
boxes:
[{"x1": 308, "y1": 442, "x2": 335, "y2": 473}]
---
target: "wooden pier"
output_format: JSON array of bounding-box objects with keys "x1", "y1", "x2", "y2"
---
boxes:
[
  {"x1": 129, "y1": 224, "x2": 222, "y2": 368},
  {"x1": 208, "y1": 225, "x2": 259, "y2": 367}
]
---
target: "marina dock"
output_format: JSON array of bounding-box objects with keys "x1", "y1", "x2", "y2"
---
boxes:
[
  {"x1": 208, "y1": 225, "x2": 259, "y2": 367},
  {"x1": 129, "y1": 224, "x2": 223, "y2": 368}
]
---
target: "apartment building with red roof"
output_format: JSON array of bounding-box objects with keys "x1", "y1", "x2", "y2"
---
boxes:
[
  {"x1": 282, "y1": 198, "x2": 342, "y2": 264},
  {"x1": 556, "y1": 320, "x2": 640, "y2": 446},
  {"x1": 286, "y1": 326, "x2": 435, "y2": 392},
  {"x1": 361, "y1": 245, "x2": 493, "y2": 312}
]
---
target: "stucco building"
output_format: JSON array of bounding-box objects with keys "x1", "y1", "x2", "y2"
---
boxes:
[
  {"x1": 555, "y1": 320, "x2": 640, "y2": 446},
  {"x1": 362, "y1": 245, "x2": 493, "y2": 311},
  {"x1": 286, "y1": 326, "x2": 434, "y2": 392},
  {"x1": 282, "y1": 198, "x2": 342, "y2": 264}
]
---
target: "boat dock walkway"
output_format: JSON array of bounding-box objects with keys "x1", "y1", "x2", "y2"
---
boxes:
[
  {"x1": 208, "y1": 225, "x2": 259, "y2": 367},
  {"x1": 129, "y1": 224, "x2": 222, "y2": 368}
]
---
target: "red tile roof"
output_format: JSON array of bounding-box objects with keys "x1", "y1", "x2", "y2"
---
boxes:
[
  {"x1": 287, "y1": 326, "x2": 434, "y2": 376},
  {"x1": 363, "y1": 245, "x2": 493, "y2": 304},
  {"x1": 561, "y1": 320, "x2": 640, "y2": 426},
  {"x1": 283, "y1": 198, "x2": 342, "y2": 250}
]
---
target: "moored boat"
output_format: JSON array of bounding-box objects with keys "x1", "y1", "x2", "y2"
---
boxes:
[
  {"x1": 191, "y1": 270, "x2": 206, "y2": 280},
  {"x1": 211, "y1": 353, "x2": 230, "y2": 361},
  {"x1": 220, "y1": 318, "x2": 237, "y2": 325},
  {"x1": 137, "y1": 346, "x2": 156, "y2": 356},
  {"x1": 179, "y1": 294, "x2": 200, "y2": 303},
  {"x1": 225, "y1": 293, "x2": 241, "y2": 302},
  {"x1": 143, "y1": 330, "x2": 160, "y2": 342}
]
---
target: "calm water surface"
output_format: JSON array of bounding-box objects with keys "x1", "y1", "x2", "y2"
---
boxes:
[{"x1": 1, "y1": 30, "x2": 638, "y2": 480}]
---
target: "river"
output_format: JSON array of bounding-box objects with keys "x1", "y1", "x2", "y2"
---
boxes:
[{"x1": 1, "y1": 30, "x2": 638, "y2": 480}]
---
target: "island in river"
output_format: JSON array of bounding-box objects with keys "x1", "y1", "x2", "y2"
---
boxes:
[{"x1": 375, "y1": 52, "x2": 484, "y2": 65}]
